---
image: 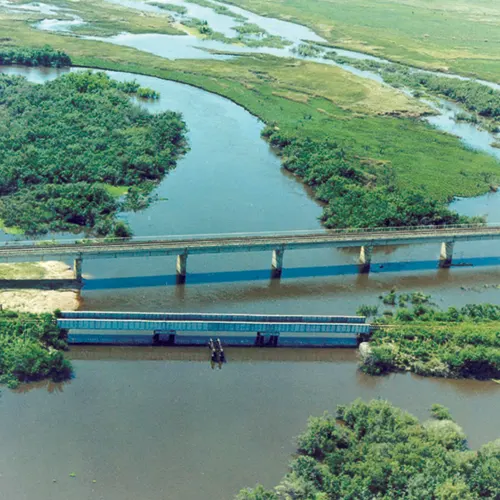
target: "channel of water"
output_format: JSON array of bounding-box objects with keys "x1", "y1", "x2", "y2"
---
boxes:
[
  {"x1": 32, "y1": 0, "x2": 500, "y2": 169},
  {"x1": 1, "y1": 2, "x2": 500, "y2": 498},
  {"x1": 1, "y1": 63, "x2": 500, "y2": 500}
]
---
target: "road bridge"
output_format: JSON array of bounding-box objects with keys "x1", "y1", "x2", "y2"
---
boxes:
[
  {"x1": 58, "y1": 311, "x2": 370, "y2": 347},
  {"x1": 2, "y1": 224, "x2": 500, "y2": 282}
]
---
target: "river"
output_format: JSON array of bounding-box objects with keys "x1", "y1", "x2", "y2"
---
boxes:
[{"x1": 1, "y1": 63, "x2": 500, "y2": 499}]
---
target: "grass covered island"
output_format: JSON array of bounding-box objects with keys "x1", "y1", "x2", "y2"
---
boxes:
[
  {"x1": 359, "y1": 295, "x2": 500, "y2": 380},
  {"x1": 0, "y1": 310, "x2": 71, "y2": 389},
  {"x1": 237, "y1": 399, "x2": 500, "y2": 499},
  {"x1": 0, "y1": 66, "x2": 187, "y2": 236}
]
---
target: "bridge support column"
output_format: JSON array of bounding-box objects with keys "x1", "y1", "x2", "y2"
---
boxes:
[
  {"x1": 439, "y1": 241, "x2": 454, "y2": 268},
  {"x1": 176, "y1": 252, "x2": 188, "y2": 284},
  {"x1": 73, "y1": 257, "x2": 83, "y2": 282},
  {"x1": 271, "y1": 247, "x2": 285, "y2": 279},
  {"x1": 359, "y1": 245, "x2": 373, "y2": 273}
]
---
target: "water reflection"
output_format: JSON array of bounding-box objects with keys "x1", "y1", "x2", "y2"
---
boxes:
[
  {"x1": 82, "y1": 256, "x2": 500, "y2": 290},
  {"x1": 11, "y1": 379, "x2": 68, "y2": 394}
]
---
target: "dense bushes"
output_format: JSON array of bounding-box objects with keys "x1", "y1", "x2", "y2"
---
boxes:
[
  {"x1": 0, "y1": 45, "x2": 71, "y2": 67},
  {"x1": 0, "y1": 311, "x2": 71, "y2": 388},
  {"x1": 385, "y1": 70, "x2": 500, "y2": 119},
  {"x1": 263, "y1": 129, "x2": 470, "y2": 228},
  {"x1": 327, "y1": 52, "x2": 500, "y2": 122},
  {"x1": 0, "y1": 71, "x2": 187, "y2": 235},
  {"x1": 0, "y1": 183, "x2": 119, "y2": 235},
  {"x1": 237, "y1": 400, "x2": 500, "y2": 499},
  {"x1": 359, "y1": 296, "x2": 500, "y2": 379}
]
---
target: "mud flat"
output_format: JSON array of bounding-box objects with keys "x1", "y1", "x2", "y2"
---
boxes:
[{"x1": 0, "y1": 261, "x2": 79, "y2": 313}]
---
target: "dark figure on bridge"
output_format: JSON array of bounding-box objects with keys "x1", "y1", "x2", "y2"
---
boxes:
[
  {"x1": 209, "y1": 338, "x2": 219, "y2": 369},
  {"x1": 216, "y1": 338, "x2": 226, "y2": 369}
]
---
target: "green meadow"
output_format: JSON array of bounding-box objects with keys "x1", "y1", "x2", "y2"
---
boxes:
[{"x1": 219, "y1": 0, "x2": 500, "y2": 82}]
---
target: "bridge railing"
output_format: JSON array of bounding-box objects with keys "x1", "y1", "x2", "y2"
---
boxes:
[{"x1": 1, "y1": 222, "x2": 499, "y2": 248}]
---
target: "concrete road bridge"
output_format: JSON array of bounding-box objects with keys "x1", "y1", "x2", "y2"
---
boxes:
[{"x1": 2, "y1": 224, "x2": 500, "y2": 282}]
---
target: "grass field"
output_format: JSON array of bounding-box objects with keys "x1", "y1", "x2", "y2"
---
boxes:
[
  {"x1": 1, "y1": 17, "x2": 499, "y2": 201},
  {"x1": 1, "y1": 0, "x2": 500, "y2": 207},
  {"x1": 3, "y1": 0, "x2": 184, "y2": 36},
  {"x1": 219, "y1": 0, "x2": 500, "y2": 82}
]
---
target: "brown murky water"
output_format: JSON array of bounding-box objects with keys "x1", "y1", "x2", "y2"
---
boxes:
[
  {"x1": 0, "y1": 66, "x2": 500, "y2": 500},
  {"x1": 0, "y1": 348, "x2": 498, "y2": 500}
]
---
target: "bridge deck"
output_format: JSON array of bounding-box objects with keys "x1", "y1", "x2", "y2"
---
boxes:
[
  {"x1": 60, "y1": 311, "x2": 366, "y2": 324},
  {"x1": 1, "y1": 226, "x2": 500, "y2": 262},
  {"x1": 59, "y1": 311, "x2": 370, "y2": 347}
]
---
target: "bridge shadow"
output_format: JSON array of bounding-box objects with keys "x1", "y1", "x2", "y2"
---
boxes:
[
  {"x1": 0, "y1": 279, "x2": 80, "y2": 289},
  {"x1": 82, "y1": 256, "x2": 500, "y2": 290}
]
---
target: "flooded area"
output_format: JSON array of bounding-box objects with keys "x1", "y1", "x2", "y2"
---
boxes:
[
  {"x1": 26, "y1": 0, "x2": 500, "y2": 175},
  {"x1": 1, "y1": 4, "x2": 500, "y2": 496}
]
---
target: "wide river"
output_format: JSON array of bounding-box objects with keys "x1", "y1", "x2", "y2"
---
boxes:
[{"x1": 1, "y1": 55, "x2": 500, "y2": 500}]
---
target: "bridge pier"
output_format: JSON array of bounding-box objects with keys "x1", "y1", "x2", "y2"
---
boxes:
[
  {"x1": 359, "y1": 245, "x2": 373, "y2": 273},
  {"x1": 271, "y1": 247, "x2": 285, "y2": 279},
  {"x1": 176, "y1": 252, "x2": 188, "y2": 284},
  {"x1": 74, "y1": 257, "x2": 83, "y2": 282},
  {"x1": 439, "y1": 241, "x2": 454, "y2": 268}
]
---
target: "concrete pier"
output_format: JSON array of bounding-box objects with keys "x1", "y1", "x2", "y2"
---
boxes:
[
  {"x1": 176, "y1": 252, "x2": 188, "y2": 284},
  {"x1": 74, "y1": 257, "x2": 83, "y2": 282},
  {"x1": 1, "y1": 226, "x2": 499, "y2": 282},
  {"x1": 359, "y1": 245, "x2": 373, "y2": 273},
  {"x1": 439, "y1": 241, "x2": 454, "y2": 268},
  {"x1": 271, "y1": 247, "x2": 284, "y2": 278}
]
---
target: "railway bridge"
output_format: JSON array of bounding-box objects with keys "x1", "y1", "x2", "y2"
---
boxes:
[
  {"x1": 1, "y1": 224, "x2": 500, "y2": 283},
  {"x1": 58, "y1": 311, "x2": 371, "y2": 347}
]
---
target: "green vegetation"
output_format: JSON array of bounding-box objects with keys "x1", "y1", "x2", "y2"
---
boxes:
[
  {"x1": 218, "y1": 0, "x2": 500, "y2": 82},
  {"x1": 338, "y1": 56, "x2": 500, "y2": 121},
  {"x1": 385, "y1": 72, "x2": 500, "y2": 119},
  {"x1": 181, "y1": 17, "x2": 290, "y2": 47},
  {"x1": 1, "y1": 16, "x2": 500, "y2": 229},
  {"x1": 360, "y1": 295, "x2": 500, "y2": 379},
  {"x1": 233, "y1": 22, "x2": 265, "y2": 36},
  {"x1": 263, "y1": 129, "x2": 477, "y2": 228},
  {"x1": 0, "y1": 262, "x2": 46, "y2": 280},
  {"x1": 181, "y1": 17, "x2": 214, "y2": 35},
  {"x1": 0, "y1": 45, "x2": 71, "y2": 67},
  {"x1": 291, "y1": 43, "x2": 322, "y2": 58},
  {"x1": 184, "y1": 0, "x2": 247, "y2": 21},
  {"x1": 149, "y1": 2, "x2": 188, "y2": 15},
  {"x1": 43, "y1": 0, "x2": 185, "y2": 37},
  {"x1": 237, "y1": 399, "x2": 500, "y2": 499},
  {"x1": 0, "y1": 310, "x2": 71, "y2": 388},
  {"x1": 0, "y1": 70, "x2": 187, "y2": 235}
]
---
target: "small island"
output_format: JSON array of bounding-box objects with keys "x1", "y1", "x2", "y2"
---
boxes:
[
  {"x1": 0, "y1": 65, "x2": 187, "y2": 237},
  {"x1": 237, "y1": 399, "x2": 500, "y2": 499}
]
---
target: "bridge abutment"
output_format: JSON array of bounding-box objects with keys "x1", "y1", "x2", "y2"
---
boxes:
[
  {"x1": 359, "y1": 245, "x2": 373, "y2": 273},
  {"x1": 176, "y1": 252, "x2": 188, "y2": 284},
  {"x1": 439, "y1": 241, "x2": 454, "y2": 268},
  {"x1": 74, "y1": 257, "x2": 83, "y2": 282},
  {"x1": 271, "y1": 247, "x2": 285, "y2": 279}
]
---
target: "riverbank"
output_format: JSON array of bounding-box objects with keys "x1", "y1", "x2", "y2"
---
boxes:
[
  {"x1": 359, "y1": 295, "x2": 500, "y2": 380},
  {"x1": 0, "y1": 261, "x2": 79, "y2": 313}
]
